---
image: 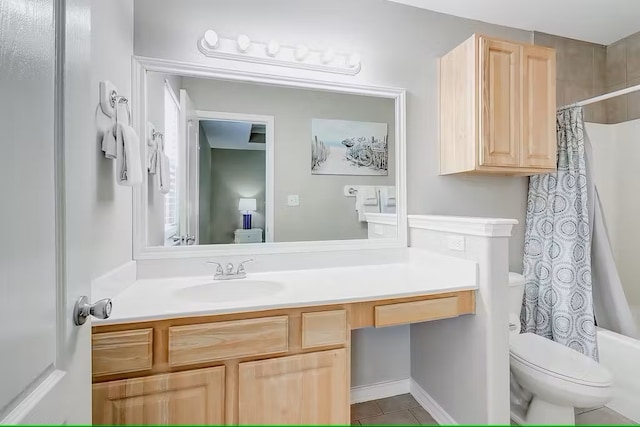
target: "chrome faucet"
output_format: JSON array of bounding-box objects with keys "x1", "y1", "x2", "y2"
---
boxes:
[{"x1": 208, "y1": 259, "x2": 254, "y2": 280}]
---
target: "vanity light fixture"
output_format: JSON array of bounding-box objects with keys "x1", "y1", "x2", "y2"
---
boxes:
[
  {"x1": 203, "y1": 30, "x2": 219, "y2": 50},
  {"x1": 348, "y1": 53, "x2": 361, "y2": 69},
  {"x1": 321, "y1": 48, "x2": 335, "y2": 64},
  {"x1": 294, "y1": 44, "x2": 309, "y2": 61},
  {"x1": 197, "y1": 30, "x2": 361, "y2": 75},
  {"x1": 237, "y1": 34, "x2": 251, "y2": 53},
  {"x1": 266, "y1": 40, "x2": 280, "y2": 57}
]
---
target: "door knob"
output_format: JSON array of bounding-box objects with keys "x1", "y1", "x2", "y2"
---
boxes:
[{"x1": 73, "y1": 296, "x2": 112, "y2": 325}]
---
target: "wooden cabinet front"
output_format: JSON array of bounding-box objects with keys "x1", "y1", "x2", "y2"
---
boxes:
[
  {"x1": 479, "y1": 37, "x2": 521, "y2": 168},
  {"x1": 439, "y1": 34, "x2": 556, "y2": 175},
  {"x1": 92, "y1": 290, "x2": 475, "y2": 425},
  {"x1": 93, "y1": 367, "x2": 225, "y2": 425},
  {"x1": 521, "y1": 45, "x2": 557, "y2": 169},
  {"x1": 238, "y1": 349, "x2": 348, "y2": 425}
]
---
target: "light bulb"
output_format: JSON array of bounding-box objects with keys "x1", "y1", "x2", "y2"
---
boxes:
[
  {"x1": 321, "y1": 48, "x2": 335, "y2": 64},
  {"x1": 203, "y1": 30, "x2": 219, "y2": 49},
  {"x1": 237, "y1": 34, "x2": 251, "y2": 53},
  {"x1": 348, "y1": 53, "x2": 361, "y2": 69},
  {"x1": 266, "y1": 40, "x2": 280, "y2": 57},
  {"x1": 295, "y1": 44, "x2": 309, "y2": 61}
]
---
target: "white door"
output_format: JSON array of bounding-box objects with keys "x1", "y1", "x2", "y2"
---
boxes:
[
  {"x1": 0, "y1": 0, "x2": 96, "y2": 424},
  {"x1": 180, "y1": 89, "x2": 199, "y2": 244}
]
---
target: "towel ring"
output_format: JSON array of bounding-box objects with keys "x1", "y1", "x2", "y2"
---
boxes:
[{"x1": 110, "y1": 90, "x2": 131, "y2": 125}]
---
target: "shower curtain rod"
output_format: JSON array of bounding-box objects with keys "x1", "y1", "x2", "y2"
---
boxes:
[{"x1": 558, "y1": 83, "x2": 640, "y2": 111}]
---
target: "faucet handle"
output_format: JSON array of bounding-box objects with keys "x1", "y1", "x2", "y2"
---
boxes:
[
  {"x1": 207, "y1": 261, "x2": 224, "y2": 275},
  {"x1": 236, "y1": 259, "x2": 254, "y2": 274}
]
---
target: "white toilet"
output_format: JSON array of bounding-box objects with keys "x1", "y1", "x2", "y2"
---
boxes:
[{"x1": 508, "y1": 272, "x2": 613, "y2": 425}]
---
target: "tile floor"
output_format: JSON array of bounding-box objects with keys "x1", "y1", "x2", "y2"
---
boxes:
[
  {"x1": 351, "y1": 394, "x2": 637, "y2": 425},
  {"x1": 575, "y1": 406, "x2": 636, "y2": 425},
  {"x1": 350, "y1": 394, "x2": 437, "y2": 425}
]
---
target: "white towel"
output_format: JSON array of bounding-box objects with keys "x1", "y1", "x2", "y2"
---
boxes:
[
  {"x1": 379, "y1": 186, "x2": 396, "y2": 214},
  {"x1": 101, "y1": 126, "x2": 117, "y2": 159},
  {"x1": 355, "y1": 186, "x2": 380, "y2": 222},
  {"x1": 361, "y1": 186, "x2": 379, "y2": 205},
  {"x1": 148, "y1": 134, "x2": 163, "y2": 174},
  {"x1": 158, "y1": 153, "x2": 170, "y2": 194},
  {"x1": 115, "y1": 122, "x2": 143, "y2": 187}
]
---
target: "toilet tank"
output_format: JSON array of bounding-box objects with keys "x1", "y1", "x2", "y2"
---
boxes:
[{"x1": 509, "y1": 272, "x2": 526, "y2": 317}]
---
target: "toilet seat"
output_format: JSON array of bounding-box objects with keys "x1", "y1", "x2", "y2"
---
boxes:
[{"x1": 510, "y1": 333, "x2": 612, "y2": 388}]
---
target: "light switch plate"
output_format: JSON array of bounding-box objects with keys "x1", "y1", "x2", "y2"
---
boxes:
[
  {"x1": 447, "y1": 235, "x2": 465, "y2": 251},
  {"x1": 287, "y1": 194, "x2": 300, "y2": 207}
]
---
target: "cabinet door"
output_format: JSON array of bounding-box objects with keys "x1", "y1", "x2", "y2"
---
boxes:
[
  {"x1": 479, "y1": 37, "x2": 521, "y2": 167},
  {"x1": 522, "y1": 45, "x2": 557, "y2": 169},
  {"x1": 238, "y1": 349, "x2": 348, "y2": 424},
  {"x1": 93, "y1": 366, "x2": 225, "y2": 425}
]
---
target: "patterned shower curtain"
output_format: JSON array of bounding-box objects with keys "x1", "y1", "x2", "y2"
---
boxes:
[{"x1": 521, "y1": 107, "x2": 598, "y2": 360}]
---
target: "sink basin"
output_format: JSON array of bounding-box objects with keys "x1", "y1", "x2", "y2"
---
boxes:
[{"x1": 176, "y1": 280, "x2": 284, "y2": 303}]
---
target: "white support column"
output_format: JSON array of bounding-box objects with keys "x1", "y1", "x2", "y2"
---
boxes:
[{"x1": 407, "y1": 215, "x2": 517, "y2": 425}]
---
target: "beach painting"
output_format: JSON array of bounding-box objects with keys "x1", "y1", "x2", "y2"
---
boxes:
[{"x1": 311, "y1": 119, "x2": 389, "y2": 176}]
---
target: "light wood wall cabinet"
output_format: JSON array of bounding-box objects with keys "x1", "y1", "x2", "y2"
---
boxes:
[
  {"x1": 92, "y1": 290, "x2": 475, "y2": 425},
  {"x1": 439, "y1": 34, "x2": 556, "y2": 175}
]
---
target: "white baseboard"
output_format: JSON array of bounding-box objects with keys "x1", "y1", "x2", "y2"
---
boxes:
[
  {"x1": 350, "y1": 379, "x2": 411, "y2": 404},
  {"x1": 410, "y1": 378, "x2": 457, "y2": 425}
]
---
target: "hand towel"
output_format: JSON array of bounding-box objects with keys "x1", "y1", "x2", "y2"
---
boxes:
[
  {"x1": 158, "y1": 153, "x2": 170, "y2": 194},
  {"x1": 355, "y1": 186, "x2": 380, "y2": 222},
  {"x1": 101, "y1": 125, "x2": 117, "y2": 159},
  {"x1": 361, "y1": 186, "x2": 379, "y2": 206},
  {"x1": 380, "y1": 186, "x2": 396, "y2": 214},
  {"x1": 115, "y1": 123, "x2": 143, "y2": 187},
  {"x1": 148, "y1": 134, "x2": 163, "y2": 174}
]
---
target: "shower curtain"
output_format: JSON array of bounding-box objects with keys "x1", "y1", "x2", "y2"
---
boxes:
[{"x1": 522, "y1": 107, "x2": 598, "y2": 360}]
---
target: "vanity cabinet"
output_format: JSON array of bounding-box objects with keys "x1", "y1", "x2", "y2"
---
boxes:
[
  {"x1": 439, "y1": 34, "x2": 556, "y2": 175},
  {"x1": 93, "y1": 367, "x2": 225, "y2": 424},
  {"x1": 238, "y1": 349, "x2": 348, "y2": 424},
  {"x1": 92, "y1": 291, "x2": 475, "y2": 425}
]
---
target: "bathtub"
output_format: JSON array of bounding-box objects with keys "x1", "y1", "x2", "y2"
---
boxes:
[{"x1": 598, "y1": 327, "x2": 640, "y2": 422}]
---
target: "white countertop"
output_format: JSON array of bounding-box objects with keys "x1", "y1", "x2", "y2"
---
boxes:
[{"x1": 94, "y1": 255, "x2": 478, "y2": 325}]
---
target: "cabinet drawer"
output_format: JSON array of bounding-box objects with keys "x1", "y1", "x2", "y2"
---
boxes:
[
  {"x1": 93, "y1": 329, "x2": 153, "y2": 377},
  {"x1": 168, "y1": 316, "x2": 288, "y2": 367},
  {"x1": 302, "y1": 310, "x2": 347, "y2": 349},
  {"x1": 374, "y1": 297, "x2": 459, "y2": 327}
]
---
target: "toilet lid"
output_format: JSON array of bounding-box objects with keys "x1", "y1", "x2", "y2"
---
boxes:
[{"x1": 510, "y1": 333, "x2": 612, "y2": 387}]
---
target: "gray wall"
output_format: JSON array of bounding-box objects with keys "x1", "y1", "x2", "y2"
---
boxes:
[
  {"x1": 134, "y1": 0, "x2": 530, "y2": 270},
  {"x1": 90, "y1": 0, "x2": 134, "y2": 278},
  {"x1": 204, "y1": 148, "x2": 267, "y2": 244},
  {"x1": 146, "y1": 72, "x2": 182, "y2": 246},
  {"x1": 133, "y1": 0, "x2": 532, "y2": 389},
  {"x1": 182, "y1": 77, "x2": 395, "y2": 242}
]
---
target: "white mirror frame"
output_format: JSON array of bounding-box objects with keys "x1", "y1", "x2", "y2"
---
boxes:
[{"x1": 132, "y1": 56, "x2": 407, "y2": 260}]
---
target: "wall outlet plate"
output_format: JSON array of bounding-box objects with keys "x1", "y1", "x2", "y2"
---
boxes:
[
  {"x1": 447, "y1": 235, "x2": 465, "y2": 251},
  {"x1": 287, "y1": 195, "x2": 300, "y2": 207}
]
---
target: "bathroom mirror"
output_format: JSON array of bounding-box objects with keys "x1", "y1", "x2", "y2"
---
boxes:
[{"x1": 133, "y1": 57, "x2": 406, "y2": 258}]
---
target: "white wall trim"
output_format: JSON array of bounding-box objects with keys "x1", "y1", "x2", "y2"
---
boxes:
[
  {"x1": 196, "y1": 110, "x2": 275, "y2": 243},
  {"x1": 350, "y1": 379, "x2": 411, "y2": 404},
  {"x1": 410, "y1": 378, "x2": 458, "y2": 425},
  {"x1": 408, "y1": 215, "x2": 518, "y2": 237},
  {"x1": 131, "y1": 55, "x2": 408, "y2": 260}
]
